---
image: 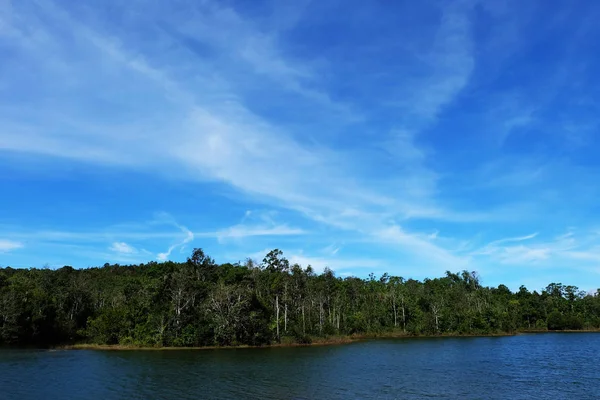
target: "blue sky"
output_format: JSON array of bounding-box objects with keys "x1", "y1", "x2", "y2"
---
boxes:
[{"x1": 1, "y1": 0, "x2": 600, "y2": 291}]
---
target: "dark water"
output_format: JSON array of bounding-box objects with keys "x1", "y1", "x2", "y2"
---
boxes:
[{"x1": 1, "y1": 333, "x2": 599, "y2": 399}]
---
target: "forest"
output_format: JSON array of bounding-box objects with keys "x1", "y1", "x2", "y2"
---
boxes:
[{"x1": 1, "y1": 248, "x2": 599, "y2": 348}]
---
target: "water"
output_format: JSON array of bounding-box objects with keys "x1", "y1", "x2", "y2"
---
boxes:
[{"x1": 1, "y1": 333, "x2": 599, "y2": 399}]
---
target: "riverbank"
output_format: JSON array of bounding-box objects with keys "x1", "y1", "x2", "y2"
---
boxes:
[
  {"x1": 62, "y1": 329, "x2": 600, "y2": 351},
  {"x1": 59, "y1": 331, "x2": 523, "y2": 351},
  {"x1": 520, "y1": 329, "x2": 600, "y2": 334},
  {"x1": 61, "y1": 334, "x2": 360, "y2": 351}
]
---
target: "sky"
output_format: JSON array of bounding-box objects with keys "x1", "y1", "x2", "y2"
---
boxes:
[{"x1": 1, "y1": 0, "x2": 600, "y2": 291}]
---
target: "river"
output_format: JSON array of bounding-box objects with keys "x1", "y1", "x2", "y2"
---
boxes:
[{"x1": 1, "y1": 333, "x2": 599, "y2": 399}]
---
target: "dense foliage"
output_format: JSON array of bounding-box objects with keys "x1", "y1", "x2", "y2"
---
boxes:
[{"x1": 1, "y1": 248, "x2": 599, "y2": 347}]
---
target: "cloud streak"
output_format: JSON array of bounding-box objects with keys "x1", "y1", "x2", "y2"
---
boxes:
[
  {"x1": 0, "y1": 239, "x2": 23, "y2": 253},
  {"x1": 109, "y1": 242, "x2": 137, "y2": 255},
  {"x1": 0, "y1": 0, "x2": 520, "y2": 274},
  {"x1": 154, "y1": 219, "x2": 194, "y2": 261},
  {"x1": 471, "y1": 230, "x2": 600, "y2": 266},
  {"x1": 3, "y1": 0, "x2": 600, "y2": 289},
  {"x1": 217, "y1": 225, "x2": 306, "y2": 241}
]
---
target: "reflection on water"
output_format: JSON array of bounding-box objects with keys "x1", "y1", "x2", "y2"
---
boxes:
[{"x1": 1, "y1": 333, "x2": 600, "y2": 399}]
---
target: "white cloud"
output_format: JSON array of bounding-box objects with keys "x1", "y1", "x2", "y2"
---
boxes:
[
  {"x1": 6, "y1": 229, "x2": 185, "y2": 242},
  {"x1": 471, "y1": 230, "x2": 600, "y2": 266},
  {"x1": 247, "y1": 248, "x2": 386, "y2": 275},
  {"x1": 157, "y1": 223, "x2": 194, "y2": 261},
  {"x1": 375, "y1": 225, "x2": 469, "y2": 271},
  {"x1": 215, "y1": 209, "x2": 307, "y2": 242},
  {"x1": 483, "y1": 232, "x2": 539, "y2": 248},
  {"x1": 0, "y1": 0, "x2": 484, "y2": 272},
  {"x1": 384, "y1": 2, "x2": 474, "y2": 122},
  {"x1": 109, "y1": 241, "x2": 136, "y2": 254},
  {"x1": 322, "y1": 244, "x2": 341, "y2": 256},
  {"x1": 0, "y1": 239, "x2": 24, "y2": 253},
  {"x1": 501, "y1": 246, "x2": 551, "y2": 263},
  {"x1": 563, "y1": 247, "x2": 600, "y2": 263},
  {"x1": 217, "y1": 225, "x2": 306, "y2": 241},
  {"x1": 286, "y1": 254, "x2": 386, "y2": 275}
]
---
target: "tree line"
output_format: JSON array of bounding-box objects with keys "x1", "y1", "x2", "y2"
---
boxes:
[{"x1": 1, "y1": 248, "x2": 599, "y2": 347}]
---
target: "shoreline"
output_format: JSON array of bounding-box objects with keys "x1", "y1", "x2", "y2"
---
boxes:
[
  {"x1": 55, "y1": 329, "x2": 600, "y2": 351},
  {"x1": 519, "y1": 329, "x2": 600, "y2": 334},
  {"x1": 57, "y1": 331, "x2": 516, "y2": 351}
]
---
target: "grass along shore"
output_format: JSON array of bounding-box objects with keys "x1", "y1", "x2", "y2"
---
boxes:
[
  {"x1": 58, "y1": 331, "x2": 520, "y2": 351},
  {"x1": 56, "y1": 329, "x2": 600, "y2": 351}
]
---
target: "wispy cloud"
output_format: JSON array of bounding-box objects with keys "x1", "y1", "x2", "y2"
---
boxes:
[
  {"x1": 217, "y1": 225, "x2": 306, "y2": 241},
  {"x1": 404, "y1": 2, "x2": 475, "y2": 121},
  {"x1": 375, "y1": 225, "x2": 469, "y2": 271},
  {"x1": 4, "y1": 0, "x2": 600, "y2": 289},
  {"x1": 0, "y1": 0, "x2": 488, "y2": 274},
  {"x1": 156, "y1": 222, "x2": 194, "y2": 261},
  {"x1": 246, "y1": 248, "x2": 387, "y2": 275},
  {"x1": 0, "y1": 239, "x2": 23, "y2": 253},
  {"x1": 564, "y1": 247, "x2": 600, "y2": 263},
  {"x1": 287, "y1": 253, "x2": 387, "y2": 275},
  {"x1": 478, "y1": 233, "x2": 539, "y2": 249},
  {"x1": 109, "y1": 241, "x2": 137, "y2": 255},
  {"x1": 471, "y1": 230, "x2": 600, "y2": 266},
  {"x1": 322, "y1": 244, "x2": 341, "y2": 256},
  {"x1": 216, "y1": 209, "x2": 307, "y2": 242}
]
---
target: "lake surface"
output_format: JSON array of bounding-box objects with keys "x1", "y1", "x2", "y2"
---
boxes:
[{"x1": 1, "y1": 333, "x2": 599, "y2": 399}]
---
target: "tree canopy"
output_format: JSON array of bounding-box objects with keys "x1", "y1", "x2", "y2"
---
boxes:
[{"x1": 1, "y1": 248, "x2": 598, "y2": 347}]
